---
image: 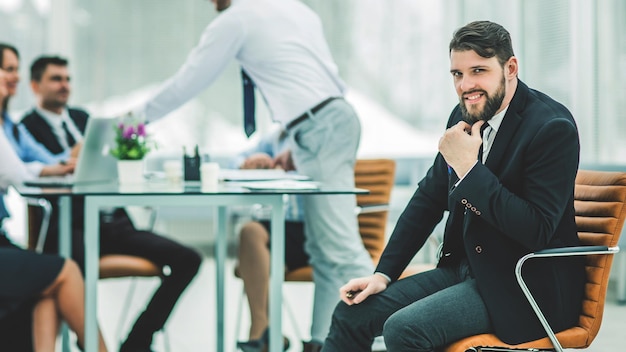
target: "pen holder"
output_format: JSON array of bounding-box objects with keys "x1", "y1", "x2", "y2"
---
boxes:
[{"x1": 184, "y1": 153, "x2": 201, "y2": 181}]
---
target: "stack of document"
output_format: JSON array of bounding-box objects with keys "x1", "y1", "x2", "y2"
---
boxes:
[
  {"x1": 220, "y1": 169, "x2": 317, "y2": 190},
  {"x1": 238, "y1": 179, "x2": 319, "y2": 190},
  {"x1": 220, "y1": 169, "x2": 309, "y2": 182}
]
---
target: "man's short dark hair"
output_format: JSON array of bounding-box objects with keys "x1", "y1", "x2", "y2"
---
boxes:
[
  {"x1": 30, "y1": 56, "x2": 68, "y2": 82},
  {"x1": 449, "y1": 21, "x2": 515, "y2": 67}
]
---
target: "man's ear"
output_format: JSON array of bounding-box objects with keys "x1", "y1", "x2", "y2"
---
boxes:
[
  {"x1": 30, "y1": 80, "x2": 39, "y2": 94},
  {"x1": 506, "y1": 56, "x2": 519, "y2": 78}
]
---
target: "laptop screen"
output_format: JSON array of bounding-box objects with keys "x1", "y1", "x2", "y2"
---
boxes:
[
  {"x1": 24, "y1": 117, "x2": 118, "y2": 188},
  {"x1": 72, "y1": 116, "x2": 118, "y2": 184}
]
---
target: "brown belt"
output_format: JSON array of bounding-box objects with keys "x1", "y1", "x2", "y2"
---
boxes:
[{"x1": 286, "y1": 97, "x2": 340, "y2": 131}]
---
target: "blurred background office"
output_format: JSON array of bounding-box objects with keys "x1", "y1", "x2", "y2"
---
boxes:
[
  {"x1": 0, "y1": 0, "x2": 624, "y2": 166},
  {"x1": 1, "y1": 0, "x2": 625, "y2": 350}
]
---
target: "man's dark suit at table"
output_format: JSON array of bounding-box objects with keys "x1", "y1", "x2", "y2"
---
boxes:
[
  {"x1": 22, "y1": 107, "x2": 87, "y2": 155},
  {"x1": 324, "y1": 21, "x2": 585, "y2": 351},
  {"x1": 22, "y1": 55, "x2": 202, "y2": 352}
]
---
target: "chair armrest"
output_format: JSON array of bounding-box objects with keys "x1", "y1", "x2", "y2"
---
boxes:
[
  {"x1": 534, "y1": 245, "x2": 618, "y2": 256},
  {"x1": 514, "y1": 245, "x2": 620, "y2": 352},
  {"x1": 355, "y1": 204, "x2": 389, "y2": 215},
  {"x1": 25, "y1": 197, "x2": 53, "y2": 253}
]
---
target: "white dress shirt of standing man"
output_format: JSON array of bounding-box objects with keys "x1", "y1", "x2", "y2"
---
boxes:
[{"x1": 132, "y1": 0, "x2": 373, "y2": 350}]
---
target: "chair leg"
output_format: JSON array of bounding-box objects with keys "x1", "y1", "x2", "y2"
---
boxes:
[
  {"x1": 162, "y1": 328, "x2": 171, "y2": 352},
  {"x1": 282, "y1": 289, "x2": 304, "y2": 343},
  {"x1": 234, "y1": 285, "x2": 246, "y2": 351},
  {"x1": 617, "y1": 250, "x2": 626, "y2": 303},
  {"x1": 115, "y1": 278, "x2": 139, "y2": 347}
]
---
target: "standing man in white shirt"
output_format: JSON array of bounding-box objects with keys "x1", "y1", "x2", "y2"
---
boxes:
[{"x1": 135, "y1": 0, "x2": 373, "y2": 350}]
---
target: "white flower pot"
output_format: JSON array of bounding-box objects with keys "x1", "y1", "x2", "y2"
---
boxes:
[{"x1": 117, "y1": 160, "x2": 144, "y2": 184}]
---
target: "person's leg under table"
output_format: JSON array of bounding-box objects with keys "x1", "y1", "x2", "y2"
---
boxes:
[
  {"x1": 99, "y1": 209, "x2": 202, "y2": 350},
  {"x1": 290, "y1": 100, "x2": 374, "y2": 344}
]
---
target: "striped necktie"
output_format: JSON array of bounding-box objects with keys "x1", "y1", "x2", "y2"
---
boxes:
[{"x1": 481, "y1": 123, "x2": 494, "y2": 164}]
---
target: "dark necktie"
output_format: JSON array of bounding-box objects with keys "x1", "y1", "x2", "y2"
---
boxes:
[
  {"x1": 241, "y1": 69, "x2": 256, "y2": 137},
  {"x1": 0, "y1": 197, "x2": 9, "y2": 222},
  {"x1": 478, "y1": 122, "x2": 489, "y2": 162},
  {"x1": 62, "y1": 121, "x2": 76, "y2": 147}
]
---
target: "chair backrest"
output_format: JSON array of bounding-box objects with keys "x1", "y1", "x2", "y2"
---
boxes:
[
  {"x1": 571, "y1": 170, "x2": 626, "y2": 346},
  {"x1": 444, "y1": 170, "x2": 626, "y2": 352},
  {"x1": 26, "y1": 198, "x2": 161, "y2": 279},
  {"x1": 354, "y1": 158, "x2": 396, "y2": 264},
  {"x1": 284, "y1": 158, "x2": 396, "y2": 281}
]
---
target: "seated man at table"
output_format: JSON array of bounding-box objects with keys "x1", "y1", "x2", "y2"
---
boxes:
[
  {"x1": 234, "y1": 128, "x2": 311, "y2": 352},
  {"x1": 21, "y1": 54, "x2": 203, "y2": 352}
]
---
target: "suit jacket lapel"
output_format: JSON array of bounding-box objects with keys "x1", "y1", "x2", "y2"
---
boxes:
[
  {"x1": 484, "y1": 81, "x2": 529, "y2": 173},
  {"x1": 33, "y1": 111, "x2": 65, "y2": 155}
]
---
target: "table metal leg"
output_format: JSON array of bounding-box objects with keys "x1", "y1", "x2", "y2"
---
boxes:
[
  {"x1": 84, "y1": 198, "x2": 100, "y2": 352},
  {"x1": 59, "y1": 196, "x2": 72, "y2": 352},
  {"x1": 269, "y1": 197, "x2": 285, "y2": 352},
  {"x1": 215, "y1": 206, "x2": 227, "y2": 352}
]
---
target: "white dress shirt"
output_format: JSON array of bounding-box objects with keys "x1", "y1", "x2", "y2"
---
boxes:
[
  {"x1": 139, "y1": 0, "x2": 345, "y2": 125},
  {"x1": 35, "y1": 107, "x2": 84, "y2": 152},
  {"x1": 454, "y1": 105, "x2": 509, "y2": 186},
  {"x1": 481, "y1": 106, "x2": 507, "y2": 163},
  {"x1": 0, "y1": 129, "x2": 32, "y2": 193}
]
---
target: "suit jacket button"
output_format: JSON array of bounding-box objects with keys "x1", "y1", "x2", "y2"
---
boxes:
[
  {"x1": 466, "y1": 203, "x2": 472, "y2": 208},
  {"x1": 461, "y1": 199, "x2": 468, "y2": 204},
  {"x1": 475, "y1": 245, "x2": 482, "y2": 253},
  {"x1": 476, "y1": 210, "x2": 481, "y2": 216},
  {"x1": 471, "y1": 206, "x2": 477, "y2": 212}
]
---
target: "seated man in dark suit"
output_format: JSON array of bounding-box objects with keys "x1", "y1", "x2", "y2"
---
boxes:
[
  {"x1": 22, "y1": 55, "x2": 203, "y2": 352},
  {"x1": 323, "y1": 21, "x2": 585, "y2": 351}
]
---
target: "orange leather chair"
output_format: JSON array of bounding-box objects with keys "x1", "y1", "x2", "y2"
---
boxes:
[{"x1": 444, "y1": 170, "x2": 626, "y2": 352}]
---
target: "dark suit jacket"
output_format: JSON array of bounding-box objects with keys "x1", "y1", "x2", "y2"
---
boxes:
[
  {"x1": 376, "y1": 80, "x2": 585, "y2": 344},
  {"x1": 21, "y1": 108, "x2": 89, "y2": 156}
]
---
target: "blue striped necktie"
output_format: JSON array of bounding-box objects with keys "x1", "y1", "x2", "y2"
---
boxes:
[{"x1": 241, "y1": 69, "x2": 256, "y2": 137}]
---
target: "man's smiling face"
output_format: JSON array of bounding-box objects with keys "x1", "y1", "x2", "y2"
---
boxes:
[{"x1": 450, "y1": 49, "x2": 509, "y2": 123}]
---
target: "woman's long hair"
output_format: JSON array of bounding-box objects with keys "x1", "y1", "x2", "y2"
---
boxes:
[{"x1": 0, "y1": 43, "x2": 20, "y2": 141}]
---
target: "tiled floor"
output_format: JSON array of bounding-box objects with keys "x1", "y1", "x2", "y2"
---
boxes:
[{"x1": 93, "y1": 256, "x2": 626, "y2": 352}]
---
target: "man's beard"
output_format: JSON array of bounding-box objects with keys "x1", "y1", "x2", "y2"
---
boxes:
[{"x1": 460, "y1": 76, "x2": 505, "y2": 124}]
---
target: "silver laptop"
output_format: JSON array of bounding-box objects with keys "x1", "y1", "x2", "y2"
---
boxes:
[{"x1": 24, "y1": 117, "x2": 118, "y2": 187}]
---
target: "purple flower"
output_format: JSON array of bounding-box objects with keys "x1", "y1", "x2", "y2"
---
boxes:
[
  {"x1": 123, "y1": 126, "x2": 135, "y2": 139},
  {"x1": 137, "y1": 123, "x2": 146, "y2": 137}
]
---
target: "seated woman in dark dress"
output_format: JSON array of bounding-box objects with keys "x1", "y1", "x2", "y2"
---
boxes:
[
  {"x1": 0, "y1": 243, "x2": 107, "y2": 351},
  {"x1": 0, "y1": 68, "x2": 107, "y2": 351}
]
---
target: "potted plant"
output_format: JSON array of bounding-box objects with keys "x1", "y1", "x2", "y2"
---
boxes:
[{"x1": 110, "y1": 118, "x2": 153, "y2": 184}]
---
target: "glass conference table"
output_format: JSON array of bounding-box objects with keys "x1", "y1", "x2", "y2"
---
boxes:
[{"x1": 18, "y1": 180, "x2": 366, "y2": 352}]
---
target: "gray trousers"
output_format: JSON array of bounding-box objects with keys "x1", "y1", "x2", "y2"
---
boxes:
[
  {"x1": 289, "y1": 98, "x2": 374, "y2": 342},
  {"x1": 323, "y1": 260, "x2": 493, "y2": 352}
]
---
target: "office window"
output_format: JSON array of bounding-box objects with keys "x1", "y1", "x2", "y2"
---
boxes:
[{"x1": 1, "y1": 0, "x2": 624, "y2": 164}]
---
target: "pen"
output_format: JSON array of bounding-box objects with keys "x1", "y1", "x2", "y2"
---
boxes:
[{"x1": 346, "y1": 290, "x2": 361, "y2": 299}]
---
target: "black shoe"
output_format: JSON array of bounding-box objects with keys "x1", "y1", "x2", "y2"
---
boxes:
[
  {"x1": 302, "y1": 340, "x2": 323, "y2": 352},
  {"x1": 119, "y1": 348, "x2": 154, "y2": 352},
  {"x1": 237, "y1": 328, "x2": 290, "y2": 352},
  {"x1": 119, "y1": 343, "x2": 155, "y2": 352}
]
